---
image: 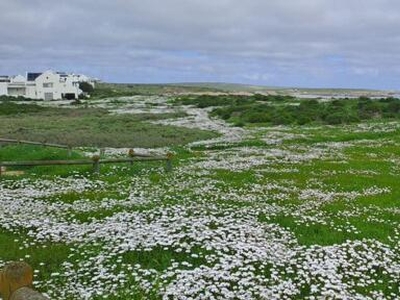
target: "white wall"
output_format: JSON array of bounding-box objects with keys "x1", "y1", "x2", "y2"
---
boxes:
[
  {"x1": 25, "y1": 84, "x2": 36, "y2": 99},
  {"x1": 0, "y1": 83, "x2": 7, "y2": 96},
  {"x1": 7, "y1": 86, "x2": 26, "y2": 96},
  {"x1": 62, "y1": 76, "x2": 80, "y2": 98},
  {"x1": 35, "y1": 71, "x2": 61, "y2": 100},
  {"x1": 35, "y1": 71, "x2": 80, "y2": 100}
]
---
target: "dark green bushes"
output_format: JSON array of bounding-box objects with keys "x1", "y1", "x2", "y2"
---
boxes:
[
  {"x1": 206, "y1": 96, "x2": 400, "y2": 126},
  {"x1": 79, "y1": 82, "x2": 94, "y2": 94},
  {"x1": 0, "y1": 101, "x2": 49, "y2": 115},
  {"x1": 175, "y1": 95, "x2": 255, "y2": 108},
  {"x1": 0, "y1": 95, "x2": 36, "y2": 102},
  {"x1": 175, "y1": 94, "x2": 295, "y2": 108}
]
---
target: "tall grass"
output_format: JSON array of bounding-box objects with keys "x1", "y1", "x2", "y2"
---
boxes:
[{"x1": 0, "y1": 105, "x2": 218, "y2": 147}]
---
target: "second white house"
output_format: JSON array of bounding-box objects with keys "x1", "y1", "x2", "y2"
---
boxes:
[{"x1": 0, "y1": 70, "x2": 95, "y2": 100}]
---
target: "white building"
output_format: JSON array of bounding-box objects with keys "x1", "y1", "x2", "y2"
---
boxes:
[
  {"x1": 7, "y1": 74, "x2": 27, "y2": 97},
  {"x1": 0, "y1": 76, "x2": 10, "y2": 96},
  {"x1": 34, "y1": 71, "x2": 81, "y2": 100},
  {"x1": 0, "y1": 70, "x2": 95, "y2": 100}
]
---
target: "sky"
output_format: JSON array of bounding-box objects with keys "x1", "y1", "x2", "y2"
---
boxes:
[{"x1": 1, "y1": 0, "x2": 399, "y2": 90}]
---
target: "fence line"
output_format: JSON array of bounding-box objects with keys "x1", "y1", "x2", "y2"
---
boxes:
[
  {"x1": 0, "y1": 138, "x2": 160, "y2": 158},
  {"x1": 0, "y1": 138, "x2": 171, "y2": 161},
  {"x1": 0, "y1": 152, "x2": 173, "y2": 176},
  {"x1": 0, "y1": 138, "x2": 69, "y2": 149},
  {"x1": 0, "y1": 137, "x2": 73, "y2": 157}
]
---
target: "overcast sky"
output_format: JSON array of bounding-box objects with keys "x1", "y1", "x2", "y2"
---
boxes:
[{"x1": 1, "y1": 0, "x2": 399, "y2": 89}]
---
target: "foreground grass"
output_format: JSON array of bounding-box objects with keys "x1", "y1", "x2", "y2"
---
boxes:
[
  {"x1": 1, "y1": 117, "x2": 399, "y2": 298},
  {"x1": 0, "y1": 228, "x2": 71, "y2": 285}
]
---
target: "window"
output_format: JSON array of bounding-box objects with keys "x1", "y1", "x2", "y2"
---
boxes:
[{"x1": 43, "y1": 83, "x2": 53, "y2": 88}]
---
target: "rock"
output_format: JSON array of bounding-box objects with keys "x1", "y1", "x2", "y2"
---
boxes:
[
  {"x1": 10, "y1": 287, "x2": 49, "y2": 300},
  {"x1": 0, "y1": 262, "x2": 48, "y2": 300}
]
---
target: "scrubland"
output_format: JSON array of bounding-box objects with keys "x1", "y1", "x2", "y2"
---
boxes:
[{"x1": 0, "y1": 94, "x2": 399, "y2": 299}]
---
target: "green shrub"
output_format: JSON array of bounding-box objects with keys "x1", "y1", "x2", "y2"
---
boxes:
[
  {"x1": 79, "y1": 82, "x2": 94, "y2": 94},
  {"x1": 0, "y1": 102, "x2": 49, "y2": 115},
  {"x1": 185, "y1": 95, "x2": 400, "y2": 127},
  {"x1": 0, "y1": 95, "x2": 36, "y2": 102}
]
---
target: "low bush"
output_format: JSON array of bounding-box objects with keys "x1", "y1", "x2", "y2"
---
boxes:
[
  {"x1": 206, "y1": 95, "x2": 400, "y2": 126},
  {"x1": 0, "y1": 102, "x2": 50, "y2": 115},
  {"x1": 0, "y1": 95, "x2": 36, "y2": 102}
]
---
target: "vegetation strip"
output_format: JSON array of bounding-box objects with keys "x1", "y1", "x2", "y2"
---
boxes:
[{"x1": 174, "y1": 94, "x2": 400, "y2": 126}]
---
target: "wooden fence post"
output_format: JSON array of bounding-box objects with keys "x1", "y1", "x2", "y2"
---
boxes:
[
  {"x1": 67, "y1": 146, "x2": 72, "y2": 158},
  {"x1": 92, "y1": 155, "x2": 100, "y2": 174},
  {"x1": 128, "y1": 149, "x2": 134, "y2": 165},
  {"x1": 100, "y1": 148, "x2": 105, "y2": 157},
  {"x1": 166, "y1": 152, "x2": 173, "y2": 172}
]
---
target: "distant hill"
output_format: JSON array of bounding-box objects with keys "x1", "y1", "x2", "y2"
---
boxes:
[
  {"x1": 93, "y1": 82, "x2": 397, "y2": 98},
  {"x1": 167, "y1": 82, "x2": 395, "y2": 97},
  {"x1": 91, "y1": 82, "x2": 224, "y2": 98}
]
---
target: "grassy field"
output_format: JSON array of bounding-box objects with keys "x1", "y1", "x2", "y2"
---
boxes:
[
  {"x1": 0, "y1": 101, "x2": 218, "y2": 148},
  {"x1": 0, "y1": 95, "x2": 399, "y2": 299}
]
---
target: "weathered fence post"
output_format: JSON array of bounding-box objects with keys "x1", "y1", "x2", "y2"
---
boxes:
[
  {"x1": 166, "y1": 152, "x2": 173, "y2": 172},
  {"x1": 100, "y1": 148, "x2": 105, "y2": 157},
  {"x1": 92, "y1": 155, "x2": 100, "y2": 174},
  {"x1": 128, "y1": 149, "x2": 135, "y2": 165},
  {"x1": 67, "y1": 146, "x2": 72, "y2": 158}
]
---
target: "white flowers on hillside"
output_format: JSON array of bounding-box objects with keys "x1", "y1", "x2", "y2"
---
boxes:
[{"x1": 1, "y1": 96, "x2": 399, "y2": 299}]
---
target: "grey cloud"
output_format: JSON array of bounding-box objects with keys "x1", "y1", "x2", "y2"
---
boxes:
[{"x1": 1, "y1": 0, "x2": 400, "y2": 88}]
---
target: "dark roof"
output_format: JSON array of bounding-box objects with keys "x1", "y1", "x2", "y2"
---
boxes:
[{"x1": 27, "y1": 72, "x2": 42, "y2": 81}]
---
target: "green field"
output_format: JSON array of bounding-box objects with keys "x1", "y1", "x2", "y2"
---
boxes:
[
  {"x1": 0, "y1": 94, "x2": 399, "y2": 299},
  {"x1": 0, "y1": 101, "x2": 218, "y2": 148}
]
